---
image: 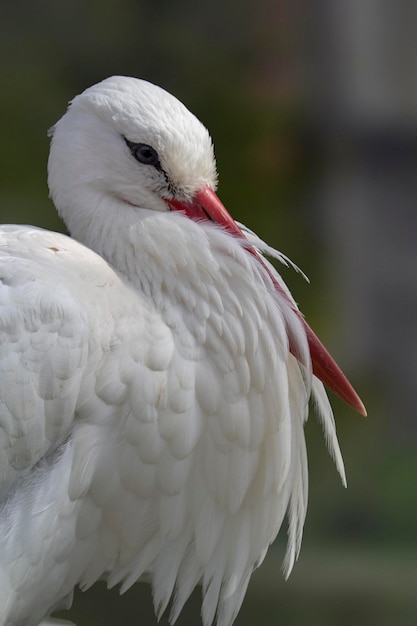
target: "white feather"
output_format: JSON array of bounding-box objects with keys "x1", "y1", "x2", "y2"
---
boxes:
[{"x1": 0, "y1": 77, "x2": 347, "y2": 626}]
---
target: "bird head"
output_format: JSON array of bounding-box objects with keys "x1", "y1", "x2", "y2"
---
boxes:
[{"x1": 48, "y1": 76, "x2": 218, "y2": 217}]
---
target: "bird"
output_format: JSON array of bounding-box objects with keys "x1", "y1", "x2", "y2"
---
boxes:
[{"x1": 0, "y1": 76, "x2": 366, "y2": 626}]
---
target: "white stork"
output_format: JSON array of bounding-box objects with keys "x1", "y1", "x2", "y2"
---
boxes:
[{"x1": 0, "y1": 77, "x2": 365, "y2": 626}]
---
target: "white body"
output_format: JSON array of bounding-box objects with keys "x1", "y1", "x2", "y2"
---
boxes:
[{"x1": 0, "y1": 77, "x2": 345, "y2": 626}]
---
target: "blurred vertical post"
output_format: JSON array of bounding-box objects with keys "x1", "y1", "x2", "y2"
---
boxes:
[{"x1": 305, "y1": 0, "x2": 417, "y2": 438}]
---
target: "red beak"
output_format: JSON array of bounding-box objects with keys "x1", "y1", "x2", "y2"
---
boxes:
[{"x1": 167, "y1": 186, "x2": 367, "y2": 416}]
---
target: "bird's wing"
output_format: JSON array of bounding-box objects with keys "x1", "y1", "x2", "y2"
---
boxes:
[
  {"x1": 0, "y1": 225, "x2": 175, "y2": 623},
  {"x1": 0, "y1": 225, "x2": 124, "y2": 497}
]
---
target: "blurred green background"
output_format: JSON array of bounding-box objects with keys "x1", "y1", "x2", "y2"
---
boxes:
[{"x1": 1, "y1": 1, "x2": 417, "y2": 624}]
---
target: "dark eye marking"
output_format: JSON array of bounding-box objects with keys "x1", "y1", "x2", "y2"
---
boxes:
[
  {"x1": 123, "y1": 136, "x2": 178, "y2": 197},
  {"x1": 124, "y1": 138, "x2": 161, "y2": 169}
]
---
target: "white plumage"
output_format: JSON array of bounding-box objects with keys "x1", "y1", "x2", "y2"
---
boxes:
[{"x1": 0, "y1": 77, "x2": 364, "y2": 626}]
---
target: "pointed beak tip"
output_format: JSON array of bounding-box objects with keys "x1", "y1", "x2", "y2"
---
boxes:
[
  {"x1": 334, "y1": 372, "x2": 367, "y2": 417},
  {"x1": 330, "y1": 375, "x2": 367, "y2": 417},
  {"x1": 356, "y1": 398, "x2": 367, "y2": 417},
  {"x1": 337, "y1": 381, "x2": 367, "y2": 417}
]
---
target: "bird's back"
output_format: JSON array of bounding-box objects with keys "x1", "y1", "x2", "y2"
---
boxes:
[{"x1": 0, "y1": 225, "x2": 163, "y2": 623}]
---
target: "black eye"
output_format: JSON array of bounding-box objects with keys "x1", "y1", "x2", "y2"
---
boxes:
[{"x1": 124, "y1": 138, "x2": 161, "y2": 168}]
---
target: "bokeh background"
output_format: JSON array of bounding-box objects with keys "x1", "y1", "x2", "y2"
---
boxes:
[{"x1": 1, "y1": 1, "x2": 417, "y2": 624}]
